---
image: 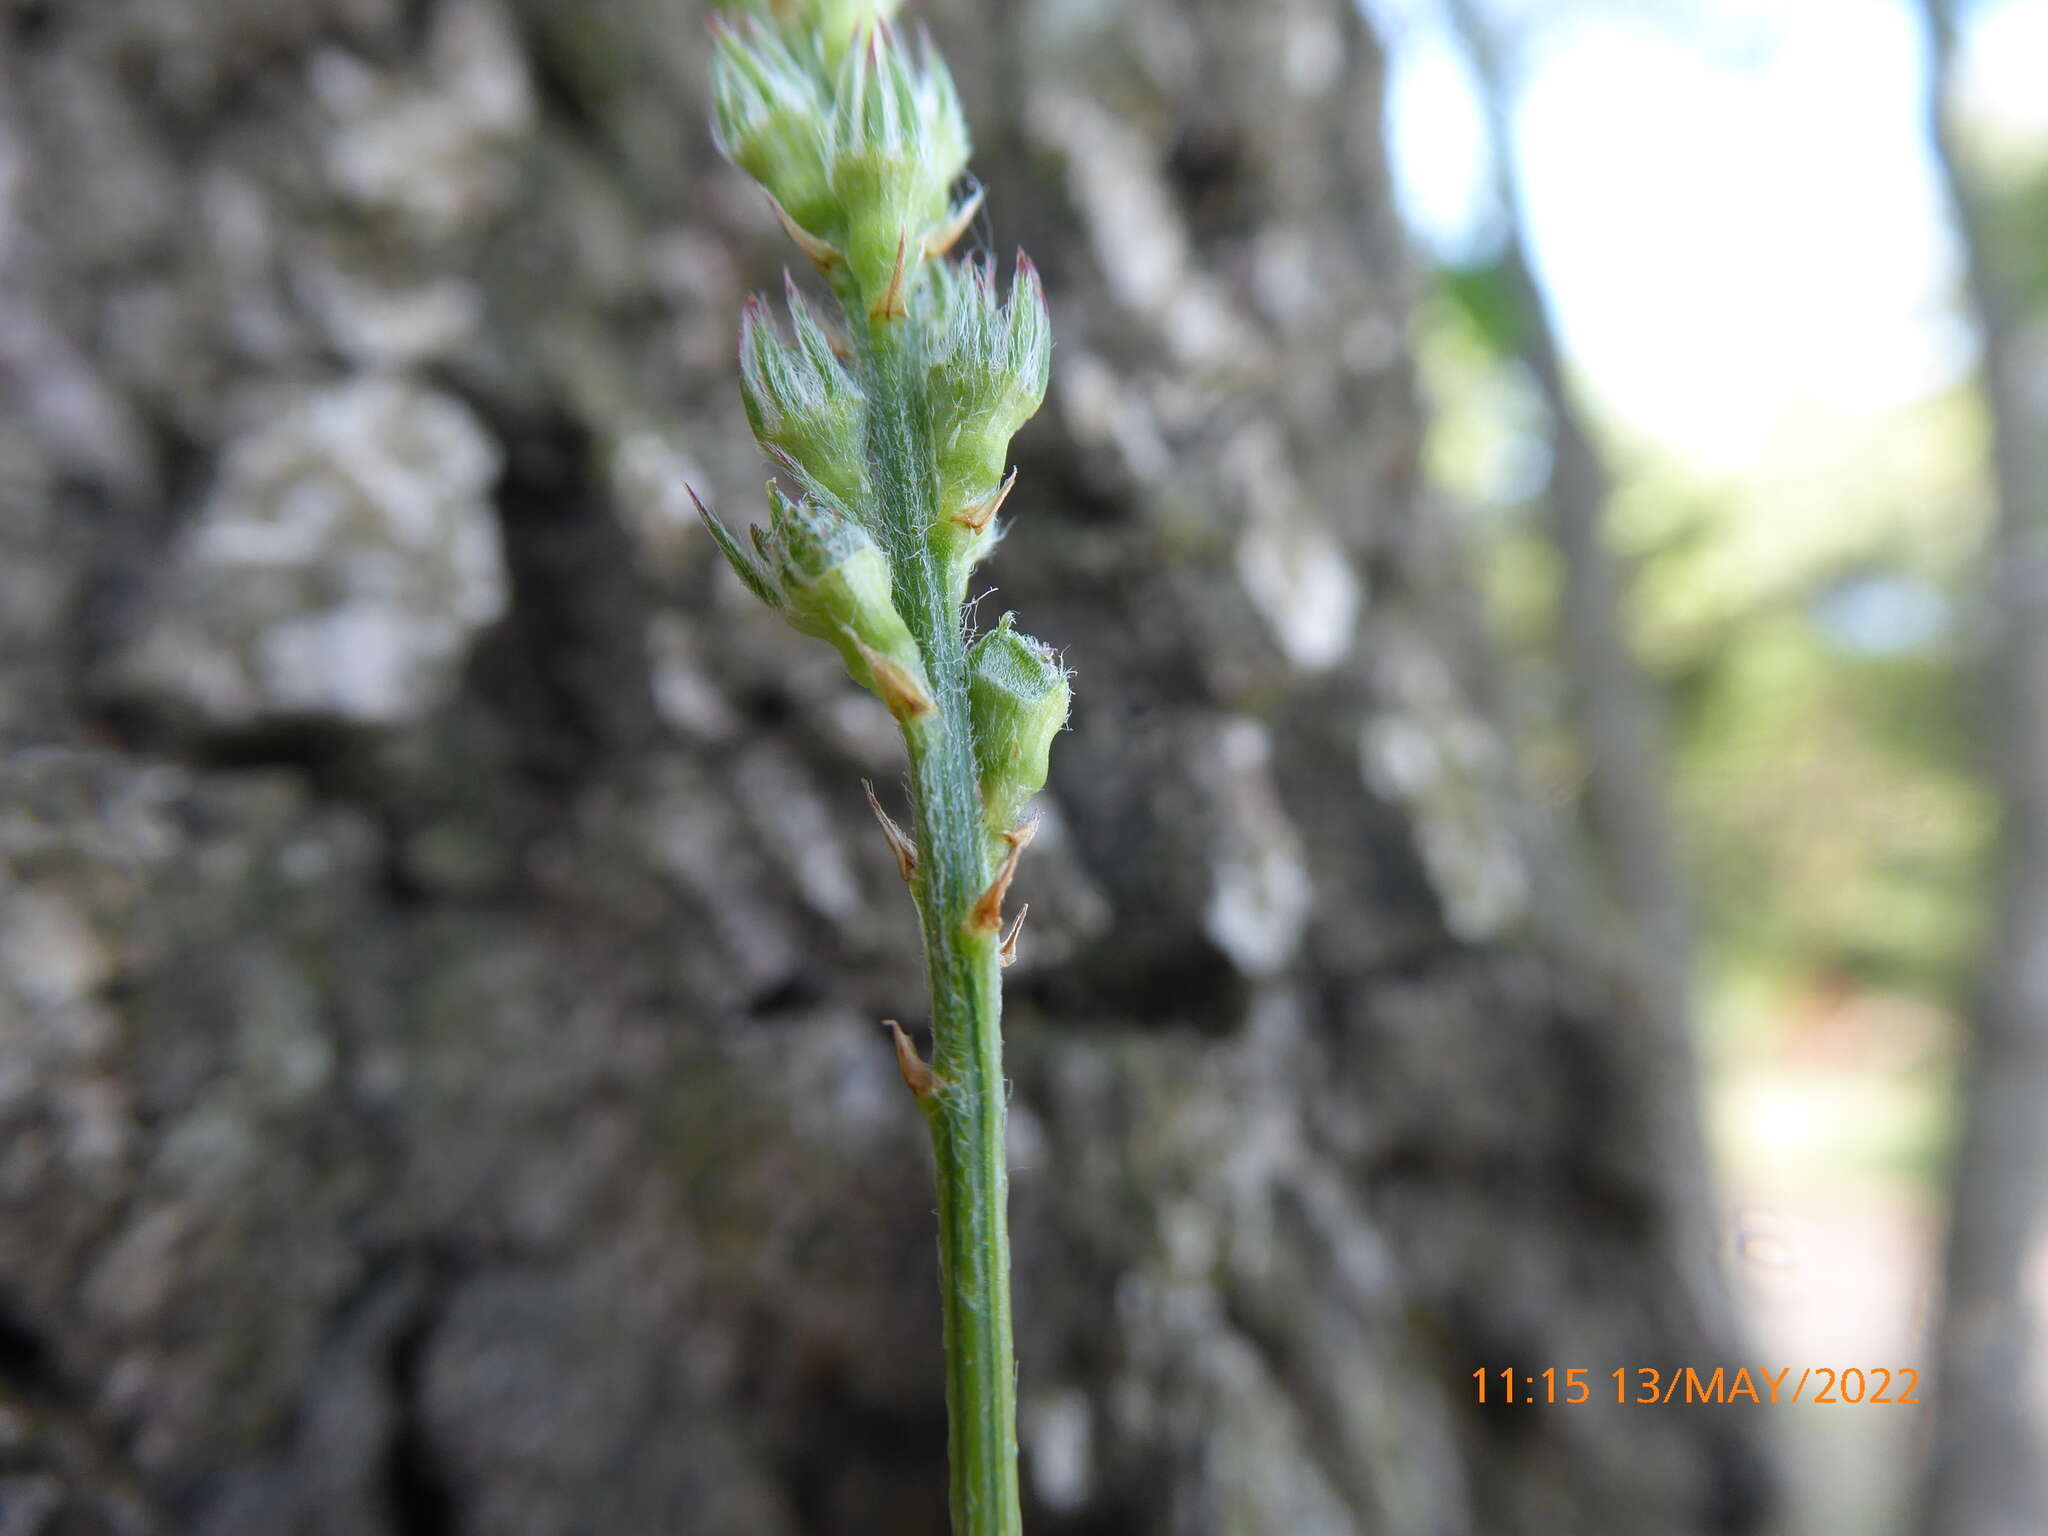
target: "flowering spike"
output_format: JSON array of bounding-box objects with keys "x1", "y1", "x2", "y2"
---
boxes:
[{"x1": 703, "y1": 4, "x2": 1057, "y2": 1521}]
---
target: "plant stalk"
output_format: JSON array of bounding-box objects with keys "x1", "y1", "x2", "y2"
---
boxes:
[{"x1": 863, "y1": 316, "x2": 1022, "y2": 1534}]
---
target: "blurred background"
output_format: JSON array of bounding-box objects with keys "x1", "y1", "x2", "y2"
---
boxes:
[
  {"x1": 0, "y1": 0, "x2": 2042, "y2": 1532},
  {"x1": 1375, "y1": 0, "x2": 2048, "y2": 1529}
]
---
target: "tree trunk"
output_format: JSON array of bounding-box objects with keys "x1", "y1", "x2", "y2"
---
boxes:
[
  {"x1": 1440, "y1": 0, "x2": 1698, "y2": 1050},
  {"x1": 1915, "y1": 2, "x2": 2048, "y2": 1532},
  {"x1": 0, "y1": 2, "x2": 1771, "y2": 1532}
]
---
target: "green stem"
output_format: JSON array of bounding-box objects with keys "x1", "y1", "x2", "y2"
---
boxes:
[{"x1": 863, "y1": 315, "x2": 1022, "y2": 1534}]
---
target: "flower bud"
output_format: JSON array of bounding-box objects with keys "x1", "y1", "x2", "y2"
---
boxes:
[
  {"x1": 710, "y1": 0, "x2": 902, "y2": 59},
  {"x1": 810, "y1": 0, "x2": 905, "y2": 59},
  {"x1": 825, "y1": 23, "x2": 969, "y2": 306},
  {"x1": 710, "y1": 21, "x2": 836, "y2": 239},
  {"x1": 712, "y1": 15, "x2": 970, "y2": 315},
  {"x1": 759, "y1": 486, "x2": 929, "y2": 707},
  {"x1": 927, "y1": 256, "x2": 1050, "y2": 569},
  {"x1": 967, "y1": 613, "x2": 1068, "y2": 833},
  {"x1": 739, "y1": 282, "x2": 869, "y2": 516},
  {"x1": 693, "y1": 485, "x2": 931, "y2": 718}
]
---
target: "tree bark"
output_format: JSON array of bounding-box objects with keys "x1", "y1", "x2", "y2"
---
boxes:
[
  {"x1": 1915, "y1": 3, "x2": 2048, "y2": 1532},
  {"x1": 0, "y1": 2, "x2": 1771, "y2": 1532}
]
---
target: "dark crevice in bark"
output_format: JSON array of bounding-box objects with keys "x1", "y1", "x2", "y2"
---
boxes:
[
  {"x1": 774, "y1": 1358, "x2": 950, "y2": 1536},
  {"x1": 1024, "y1": 934, "x2": 1246, "y2": 1034},
  {"x1": 466, "y1": 409, "x2": 659, "y2": 799},
  {"x1": 72, "y1": 419, "x2": 210, "y2": 750},
  {"x1": 1163, "y1": 117, "x2": 1249, "y2": 240},
  {"x1": 1699, "y1": 1418, "x2": 1774, "y2": 1536},
  {"x1": 743, "y1": 971, "x2": 825, "y2": 1019},
  {"x1": 5, "y1": 0, "x2": 57, "y2": 50},
  {"x1": 1023, "y1": 1497, "x2": 1150, "y2": 1536},
  {"x1": 185, "y1": 720, "x2": 375, "y2": 782},
  {"x1": 384, "y1": 1292, "x2": 457, "y2": 1536},
  {"x1": 0, "y1": 1298, "x2": 59, "y2": 1397},
  {"x1": 502, "y1": 4, "x2": 622, "y2": 153},
  {"x1": 732, "y1": 684, "x2": 797, "y2": 731},
  {"x1": 395, "y1": 0, "x2": 440, "y2": 53}
]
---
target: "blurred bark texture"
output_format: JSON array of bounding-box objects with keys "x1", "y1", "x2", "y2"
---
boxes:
[
  {"x1": 0, "y1": 2, "x2": 1772, "y2": 1533},
  {"x1": 1439, "y1": 0, "x2": 1696, "y2": 1048},
  {"x1": 1916, "y1": 1, "x2": 2048, "y2": 1532}
]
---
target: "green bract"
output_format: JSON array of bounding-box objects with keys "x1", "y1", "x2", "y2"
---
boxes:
[
  {"x1": 739, "y1": 281, "x2": 869, "y2": 515},
  {"x1": 968, "y1": 614, "x2": 1069, "y2": 838},
  {"x1": 693, "y1": 485, "x2": 929, "y2": 717},
  {"x1": 926, "y1": 255, "x2": 1050, "y2": 575}
]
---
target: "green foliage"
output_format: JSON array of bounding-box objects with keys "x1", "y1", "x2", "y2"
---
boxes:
[
  {"x1": 1414, "y1": 285, "x2": 1998, "y2": 1019},
  {"x1": 1434, "y1": 253, "x2": 1527, "y2": 363},
  {"x1": 1987, "y1": 159, "x2": 2048, "y2": 313}
]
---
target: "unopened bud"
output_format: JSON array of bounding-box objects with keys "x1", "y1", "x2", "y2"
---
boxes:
[
  {"x1": 927, "y1": 256, "x2": 1050, "y2": 570},
  {"x1": 710, "y1": 21, "x2": 836, "y2": 239},
  {"x1": 967, "y1": 613, "x2": 1068, "y2": 833},
  {"x1": 693, "y1": 483, "x2": 930, "y2": 715},
  {"x1": 713, "y1": 14, "x2": 970, "y2": 316},
  {"x1": 759, "y1": 487, "x2": 926, "y2": 697},
  {"x1": 826, "y1": 24, "x2": 969, "y2": 307},
  {"x1": 711, "y1": 0, "x2": 903, "y2": 62},
  {"x1": 739, "y1": 283, "x2": 868, "y2": 514}
]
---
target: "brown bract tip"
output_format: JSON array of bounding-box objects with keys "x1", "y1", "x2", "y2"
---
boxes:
[
  {"x1": 922, "y1": 185, "x2": 986, "y2": 259},
  {"x1": 885, "y1": 1019, "x2": 940, "y2": 1101},
  {"x1": 999, "y1": 904, "x2": 1029, "y2": 967},
  {"x1": 863, "y1": 778, "x2": 918, "y2": 883},
  {"x1": 969, "y1": 813, "x2": 1040, "y2": 935},
  {"x1": 951, "y1": 467, "x2": 1017, "y2": 534},
  {"x1": 868, "y1": 234, "x2": 910, "y2": 323},
  {"x1": 849, "y1": 635, "x2": 935, "y2": 722},
  {"x1": 767, "y1": 194, "x2": 841, "y2": 270}
]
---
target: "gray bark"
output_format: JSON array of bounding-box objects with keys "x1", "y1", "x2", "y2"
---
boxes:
[
  {"x1": 0, "y1": 2, "x2": 1772, "y2": 1533},
  {"x1": 1915, "y1": 2, "x2": 2048, "y2": 1532}
]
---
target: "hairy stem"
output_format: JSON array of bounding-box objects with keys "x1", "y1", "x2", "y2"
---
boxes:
[{"x1": 864, "y1": 317, "x2": 1022, "y2": 1534}]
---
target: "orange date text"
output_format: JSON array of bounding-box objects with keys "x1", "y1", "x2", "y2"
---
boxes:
[{"x1": 1472, "y1": 1366, "x2": 1922, "y2": 1406}]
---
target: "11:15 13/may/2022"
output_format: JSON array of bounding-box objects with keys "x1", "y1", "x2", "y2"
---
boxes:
[{"x1": 1473, "y1": 1366, "x2": 1923, "y2": 1406}]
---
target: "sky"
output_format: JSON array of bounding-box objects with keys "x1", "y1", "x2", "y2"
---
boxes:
[{"x1": 1376, "y1": 0, "x2": 2048, "y2": 470}]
